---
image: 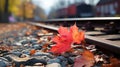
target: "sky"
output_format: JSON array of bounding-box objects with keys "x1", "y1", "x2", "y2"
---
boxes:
[
  {"x1": 32, "y1": 0, "x2": 59, "y2": 15},
  {"x1": 32, "y1": 0, "x2": 100, "y2": 15}
]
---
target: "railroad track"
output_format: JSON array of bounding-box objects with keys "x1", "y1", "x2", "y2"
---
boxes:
[
  {"x1": 0, "y1": 19, "x2": 120, "y2": 67},
  {"x1": 28, "y1": 21, "x2": 120, "y2": 55}
]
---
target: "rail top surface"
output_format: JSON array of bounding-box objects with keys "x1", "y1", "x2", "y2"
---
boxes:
[{"x1": 38, "y1": 17, "x2": 120, "y2": 22}]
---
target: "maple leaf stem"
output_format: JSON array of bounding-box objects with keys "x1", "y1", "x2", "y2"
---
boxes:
[{"x1": 81, "y1": 40, "x2": 86, "y2": 49}]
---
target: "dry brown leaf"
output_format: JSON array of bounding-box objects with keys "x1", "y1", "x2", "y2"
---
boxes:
[
  {"x1": 74, "y1": 50, "x2": 95, "y2": 67},
  {"x1": 102, "y1": 58, "x2": 120, "y2": 67}
]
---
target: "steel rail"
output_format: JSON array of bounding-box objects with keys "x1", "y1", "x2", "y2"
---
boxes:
[{"x1": 36, "y1": 17, "x2": 120, "y2": 22}]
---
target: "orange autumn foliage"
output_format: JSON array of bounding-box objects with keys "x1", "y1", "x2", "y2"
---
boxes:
[
  {"x1": 70, "y1": 24, "x2": 85, "y2": 44},
  {"x1": 30, "y1": 49, "x2": 36, "y2": 56},
  {"x1": 82, "y1": 50, "x2": 94, "y2": 61}
]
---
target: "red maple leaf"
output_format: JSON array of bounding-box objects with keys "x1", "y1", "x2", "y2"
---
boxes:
[
  {"x1": 50, "y1": 26, "x2": 73, "y2": 54},
  {"x1": 50, "y1": 43, "x2": 71, "y2": 54},
  {"x1": 58, "y1": 26, "x2": 69, "y2": 36},
  {"x1": 50, "y1": 24, "x2": 85, "y2": 54}
]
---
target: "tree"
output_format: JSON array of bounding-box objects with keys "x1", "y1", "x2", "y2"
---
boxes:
[{"x1": 0, "y1": 0, "x2": 10, "y2": 22}]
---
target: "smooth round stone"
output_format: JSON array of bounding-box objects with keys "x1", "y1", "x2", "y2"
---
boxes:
[
  {"x1": 21, "y1": 41, "x2": 29, "y2": 45},
  {"x1": 46, "y1": 63, "x2": 61, "y2": 67},
  {"x1": 0, "y1": 61, "x2": 7, "y2": 67},
  {"x1": 15, "y1": 42, "x2": 22, "y2": 46},
  {"x1": 30, "y1": 40, "x2": 38, "y2": 44},
  {"x1": 32, "y1": 45, "x2": 42, "y2": 50}
]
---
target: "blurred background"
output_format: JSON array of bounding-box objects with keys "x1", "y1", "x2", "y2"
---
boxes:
[{"x1": 0, "y1": 0, "x2": 120, "y2": 22}]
